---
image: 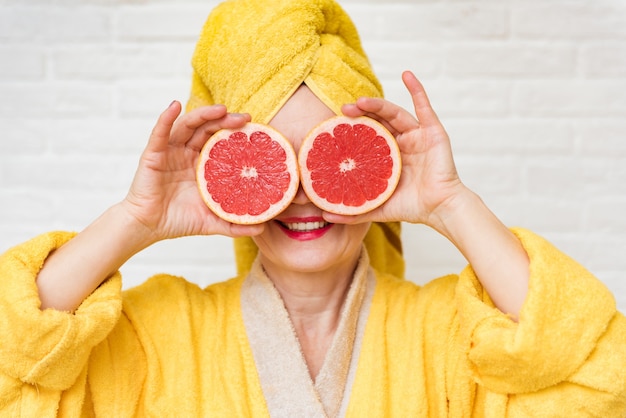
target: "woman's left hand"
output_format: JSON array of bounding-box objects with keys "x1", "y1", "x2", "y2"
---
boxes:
[
  {"x1": 334, "y1": 71, "x2": 530, "y2": 319},
  {"x1": 329, "y1": 70, "x2": 466, "y2": 230}
]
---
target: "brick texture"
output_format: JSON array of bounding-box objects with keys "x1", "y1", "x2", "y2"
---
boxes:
[{"x1": 1, "y1": 0, "x2": 624, "y2": 312}]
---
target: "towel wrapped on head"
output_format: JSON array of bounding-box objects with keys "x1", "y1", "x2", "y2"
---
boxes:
[{"x1": 187, "y1": 0, "x2": 405, "y2": 279}]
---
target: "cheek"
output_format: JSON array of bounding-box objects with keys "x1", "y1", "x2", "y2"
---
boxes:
[{"x1": 347, "y1": 222, "x2": 371, "y2": 244}]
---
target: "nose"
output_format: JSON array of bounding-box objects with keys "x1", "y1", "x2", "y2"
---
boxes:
[{"x1": 291, "y1": 183, "x2": 310, "y2": 205}]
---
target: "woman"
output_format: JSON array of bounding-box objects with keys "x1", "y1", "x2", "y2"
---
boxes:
[{"x1": 1, "y1": 0, "x2": 625, "y2": 416}]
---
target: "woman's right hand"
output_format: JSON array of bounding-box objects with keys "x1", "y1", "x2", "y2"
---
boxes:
[
  {"x1": 122, "y1": 101, "x2": 264, "y2": 244},
  {"x1": 36, "y1": 101, "x2": 263, "y2": 312}
]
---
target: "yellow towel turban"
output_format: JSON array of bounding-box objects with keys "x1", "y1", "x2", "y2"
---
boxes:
[{"x1": 187, "y1": 0, "x2": 405, "y2": 279}]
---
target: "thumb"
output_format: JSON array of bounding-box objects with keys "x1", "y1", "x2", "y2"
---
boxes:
[{"x1": 322, "y1": 211, "x2": 372, "y2": 225}]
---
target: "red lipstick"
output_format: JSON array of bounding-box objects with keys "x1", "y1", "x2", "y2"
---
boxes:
[{"x1": 276, "y1": 217, "x2": 333, "y2": 241}]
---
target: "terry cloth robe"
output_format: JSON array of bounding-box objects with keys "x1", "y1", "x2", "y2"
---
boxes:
[{"x1": 0, "y1": 228, "x2": 625, "y2": 417}]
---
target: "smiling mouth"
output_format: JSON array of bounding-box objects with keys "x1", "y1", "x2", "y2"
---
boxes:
[{"x1": 278, "y1": 220, "x2": 331, "y2": 232}]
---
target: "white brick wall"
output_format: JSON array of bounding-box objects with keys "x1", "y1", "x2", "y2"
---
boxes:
[{"x1": 1, "y1": 0, "x2": 625, "y2": 312}]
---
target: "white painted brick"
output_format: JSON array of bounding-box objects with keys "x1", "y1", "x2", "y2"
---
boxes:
[
  {"x1": 52, "y1": 85, "x2": 115, "y2": 116},
  {"x1": 367, "y1": 42, "x2": 442, "y2": 79},
  {"x1": 417, "y1": 80, "x2": 513, "y2": 118},
  {"x1": 526, "y1": 158, "x2": 626, "y2": 199},
  {"x1": 0, "y1": 0, "x2": 625, "y2": 312},
  {"x1": 47, "y1": 8, "x2": 112, "y2": 43},
  {"x1": 447, "y1": 119, "x2": 575, "y2": 156},
  {"x1": 0, "y1": 118, "x2": 49, "y2": 155},
  {"x1": 0, "y1": 7, "x2": 47, "y2": 41},
  {"x1": 119, "y1": 266, "x2": 196, "y2": 291},
  {"x1": 121, "y1": 260, "x2": 238, "y2": 291},
  {"x1": 467, "y1": 196, "x2": 524, "y2": 229},
  {"x1": 373, "y1": 76, "x2": 415, "y2": 112},
  {"x1": 401, "y1": 223, "x2": 466, "y2": 285},
  {"x1": 484, "y1": 197, "x2": 583, "y2": 234},
  {"x1": 378, "y1": 78, "x2": 513, "y2": 120},
  {"x1": 523, "y1": 199, "x2": 584, "y2": 234},
  {"x1": 0, "y1": 83, "x2": 113, "y2": 117},
  {"x1": 455, "y1": 156, "x2": 523, "y2": 195},
  {"x1": 0, "y1": 227, "x2": 50, "y2": 254},
  {"x1": 581, "y1": 42, "x2": 626, "y2": 78},
  {"x1": 585, "y1": 199, "x2": 626, "y2": 234},
  {"x1": 0, "y1": 191, "x2": 56, "y2": 223},
  {"x1": 513, "y1": 80, "x2": 626, "y2": 117},
  {"x1": 46, "y1": 118, "x2": 152, "y2": 155},
  {"x1": 446, "y1": 43, "x2": 576, "y2": 78},
  {"x1": 577, "y1": 120, "x2": 626, "y2": 157},
  {"x1": 51, "y1": 191, "x2": 128, "y2": 231},
  {"x1": 121, "y1": 235, "x2": 238, "y2": 289},
  {"x1": 513, "y1": 2, "x2": 626, "y2": 40},
  {"x1": 341, "y1": 0, "x2": 435, "y2": 4},
  {"x1": 117, "y1": 81, "x2": 191, "y2": 117},
  {"x1": 0, "y1": 7, "x2": 111, "y2": 42},
  {"x1": 584, "y1": 237, "x2": 626, "y2": 272},
  {"x1": 130, "y1": 235, "x2": 236, "y2": 265},
  {"x1": 0, "y1": 156, "x2": 136, "y2": 192},
  {"x1": 347, "y1": 3, "x2": 509, "y2": 41},
  {"x1": 116, "y1": 5, "x2": 215, "y2": 41},
  {"x1": 0, "y1": 47, "x2": 45, "y2": 79},
  {"x1": 52, "y1": 43, "x2": 194, "y2": 80}
]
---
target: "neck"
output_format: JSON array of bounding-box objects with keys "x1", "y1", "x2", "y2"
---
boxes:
[
  {"x1": 261, "y1": 253, "x2": 359, "y2": 319},
  {"x1": 259, "y1": 252, "x2": 361, "y2": 379}
]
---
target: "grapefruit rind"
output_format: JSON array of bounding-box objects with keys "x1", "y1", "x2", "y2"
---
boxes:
[
  {"x1": 196, "y1": 123, "x2": 299, "y2": 225},
  {"x1": 298, "y1": 116, "x2": 401, "y2": 216}
]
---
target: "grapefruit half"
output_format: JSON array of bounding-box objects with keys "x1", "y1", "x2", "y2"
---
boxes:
[
  {"x1": 196, "y1": 123, "x2": 299, "y2": 224},
  {"x1": 298, "y1": 116, "x2": 401, "y2": 215}
]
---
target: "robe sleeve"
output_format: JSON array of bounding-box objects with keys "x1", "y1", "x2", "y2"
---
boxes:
[
  {"x1": 456, "y1": 228, "x2": 626, "y2": 415},
  {"x1": 0, "y1": 232, "x2": 123, "y2": 414}
]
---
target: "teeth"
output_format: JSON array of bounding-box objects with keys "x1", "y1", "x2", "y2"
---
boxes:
[{"x1": 283, "y1": 221, "x2": 329, "y2": 232}]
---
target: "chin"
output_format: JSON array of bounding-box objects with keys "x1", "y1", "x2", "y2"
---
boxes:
[{"x1": 260, "y1": 244, "x2": 362, "y2": 276}]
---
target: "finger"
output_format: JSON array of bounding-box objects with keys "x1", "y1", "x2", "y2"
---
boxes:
[
  {"x1": 228, "y1": 222, "x2": 265, "y2": 237},
  {"x1": 402, "y1": 70, "x2": 441, "y2": 128},
  {"x1": 351, "y1": 95, "x2": 419, "y2": 135},
  {"x1": 341, "y1": 104, "x2": 402, "y2": 137},
  {"x1": 146, "y1": 100, "x2": 182, "y2": 153},
  {"x1": 184, "y1": 113, "x2": 251, "y2": 152},
  {"x1": 168, "y1": 105, "x2": 229, "y2": 146},
  {"x1": 341, "y1": 103, "x2": 366, "y2": 117}
]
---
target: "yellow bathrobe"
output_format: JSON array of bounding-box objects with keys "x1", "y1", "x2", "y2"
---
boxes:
[
  {"x1": 1, "y1": 0, "x2": 625, "y2": 415},
  {"x1": 0, "y1": 229, "x2": 625, "y2": 416}
]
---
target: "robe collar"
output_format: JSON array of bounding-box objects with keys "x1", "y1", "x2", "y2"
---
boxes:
[{"x1": 240, "y1": 247, "x2": 375, "y2": 417}]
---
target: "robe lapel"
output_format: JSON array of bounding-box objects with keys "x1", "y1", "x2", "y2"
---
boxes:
[{"x1": 240, "y1": 249, "x2": 374, "y2": 418}]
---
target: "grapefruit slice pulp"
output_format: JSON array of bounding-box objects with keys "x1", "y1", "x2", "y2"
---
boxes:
[
  {"x1": 196, "y1": 123, "x2": 299, "y2": 224},
  {"x1": 298, "y1": 116, "x2": 401, "y2": 215}
]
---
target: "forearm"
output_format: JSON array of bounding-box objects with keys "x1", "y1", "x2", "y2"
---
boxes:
[
  {"x1": 430, "y1": 186, "x2": 529, "y2": 319},
  {"x1": 36, "y1": 202, "x2": 155, "y2": 312}
]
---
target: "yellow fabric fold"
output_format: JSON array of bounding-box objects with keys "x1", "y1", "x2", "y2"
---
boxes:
[
  {"x1": 186, "y1": 0, "x2": 404, "y2": 278},
  {"x1": 456, "y1": 228, "x2": 620, "y2": 395},
  {"x1": 1, "y1": 230, "x2": 625, "y2": 415},
  {"x1": 187, "y1": 0, "x2": 382, "y2": 123},
  {"x1": 0, "y1": 232, "x2": 122, "y2": 391}
]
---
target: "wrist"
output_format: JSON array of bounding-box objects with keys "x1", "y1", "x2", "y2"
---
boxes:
[
  {"x1": 112, "y1": 200, "x2": 161, "y2": 252},
  {"x1": 36, "y1": 202, "x2": 157, "y2": 312},
  {"x1": 426, "y1": 183, "x2": 478, "y2": 242}
]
